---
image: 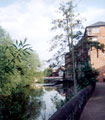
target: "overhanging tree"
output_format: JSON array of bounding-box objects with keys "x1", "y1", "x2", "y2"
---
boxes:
[
  {"x1": 0, "y1": 26, "x2": 42, "y2": 119},
  {"x1": 0, "y1": 26, "x2": 41, "y2": 95}
]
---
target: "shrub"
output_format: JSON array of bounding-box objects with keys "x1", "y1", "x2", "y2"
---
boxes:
[{"x1": 77, "y1": 64, "x2": 98, "y2": 89}]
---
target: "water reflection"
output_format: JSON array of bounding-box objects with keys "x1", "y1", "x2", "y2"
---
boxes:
[
  {"x1": 27, "y1": 89, "x2": 44, "y2": 120},
  {"x1": 28, "y1": 84, "x2": 65, "y2": 120}
]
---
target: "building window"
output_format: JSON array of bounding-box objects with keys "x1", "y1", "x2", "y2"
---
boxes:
[
  {"x1": 87, "y1": 28, "x2": 91, "y2": 36},
  {"x1": 92, "y1": 28, "x2": 99, "y2": 33},
  {"x1": 87, "y1": 27, "x2": 99, "y2": 36},
  {"x1": 91, "y1": 37, "x2": 98, "y2": 41},
  {"x1": 58, "y1": 70, "x2": 63, "y2": 77},
  {"x1": 88, "y1": 50, "x2": 90, "y2": 55},
  {"x1": 88, "y1": 60, "x2": 91, "y2": 64}
]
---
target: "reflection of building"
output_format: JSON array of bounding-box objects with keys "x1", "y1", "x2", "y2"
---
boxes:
[{"x1": 65, "y1": 21, "x2": 105, "y2": 82}]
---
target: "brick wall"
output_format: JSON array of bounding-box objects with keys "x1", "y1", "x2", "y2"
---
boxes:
[
  {"x1": 65, "y1": 25, "x2": 105, "y2": 82},
  {"x1": 88, "y1": 26, "x2": 105, "y2": 82}
]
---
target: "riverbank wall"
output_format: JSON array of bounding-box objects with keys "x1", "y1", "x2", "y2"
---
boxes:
[{"x1": 48, "y1": 85, "x2": 95, "y2": 120}]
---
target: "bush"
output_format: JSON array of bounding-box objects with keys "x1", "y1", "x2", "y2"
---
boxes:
[
  {"x1": 0, "y1": 89, "x2": 28, "y2": 120},
  {"x1": 0, "y1": 27, "x2": 42, "y2": 119},
  {"x1": 77, "y1": 64, "x2": 98, "y2": 89}
]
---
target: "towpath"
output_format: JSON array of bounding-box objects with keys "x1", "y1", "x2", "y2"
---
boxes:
[{"x1": 80, "y1": 82, "x2": 105, "y2": 120}]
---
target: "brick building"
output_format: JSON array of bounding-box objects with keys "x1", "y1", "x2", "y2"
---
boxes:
[{"x1": 65, "y1": 21, "x2": 105, "y2": 82}]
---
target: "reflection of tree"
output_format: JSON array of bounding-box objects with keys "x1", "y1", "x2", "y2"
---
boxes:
[
  {"x1": 55, "y1": 84, "x2": 66, "y2": 96},
  {"x1": 44, "y1": 67, "x2": 53, "y2": 77},
  {"x1": 41, "y1": 102, "x2": 47, "y2": 120},
  {"x1": 26, "y1": 88, "x2": 44, "y2": 120},
  {"x1": 27, "y1": 86, "x2": 66, "y2": 120},
  {"x1": 51, "y1": 94, "x2": 66, "y2": 110},
  {"x1": 40, "y1": 99, "x2": 55, "y2": 120}
]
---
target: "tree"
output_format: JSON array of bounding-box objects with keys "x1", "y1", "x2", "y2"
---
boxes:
[
  {"x1": 49, "y1": 0, "x2": 82, "y2": 94},
  {"x1": 0, "y1": 26, "x2": 42, "y2": 119},
  {"x1": 78, "y1": 64, "x2": 99, "y2": 89},
  {"x1": 44, "y1": 67, "x2": 53, "y2": 77},
  {"x1": 0, "y1": 26, "x2": 41, "y2": 95}
]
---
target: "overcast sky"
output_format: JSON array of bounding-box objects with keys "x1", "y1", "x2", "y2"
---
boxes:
[{"x1": 0, "y1": 0, "x2": 105, "y2": 67}]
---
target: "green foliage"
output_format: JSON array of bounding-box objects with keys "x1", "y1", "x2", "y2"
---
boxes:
[
  {"x1": 84, "y1": 39, "x2": 105, "y2": 52},
  {"x1": 43, "y1": 67, "x2": 53, "y2": 77},
  {"x1": 0, "y1": 87, "x2": 44, "y2": 120},
  {"x1": 25, "y1": 88, "x2": 44, "y2": 120},
  {"x1": 0, "y1": 88, "x2": 28, "y2": 120},
  {"x1": 34, "y1": 71, "x2": 44, "y2": 83},
  {"x1": 77, "y1": 64, "x2": 98, "y2": 89},
  {"x1": 0, "y1": 26, "x2": 42, "y2": 119},
  {"x1": 76, "y1": 39, "x2": 104, "y2": 89},
  {"x1": 0, "y1": 38, "x2": 41, "y2": 95},
  {"x1": 51, "y1": 94, "x2": 66, "y2": 110}
]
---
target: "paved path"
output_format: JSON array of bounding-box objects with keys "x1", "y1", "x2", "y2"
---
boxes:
[{"x1": 80, "y1": 82, "x2": 105, "y2": 120}]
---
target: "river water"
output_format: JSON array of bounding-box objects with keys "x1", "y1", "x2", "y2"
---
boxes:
[{"x1": 28, "y1": 84, "x2": 66, "y2": 120}]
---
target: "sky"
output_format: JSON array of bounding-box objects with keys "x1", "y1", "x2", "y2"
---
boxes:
[{"x1": 0, "y1": 0, "x2": 105, "y2": 68}]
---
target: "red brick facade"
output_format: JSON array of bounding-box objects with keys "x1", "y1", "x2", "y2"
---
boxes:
[
  {"x1": 86, "y1": 25, "x2": 105, "y2": 82},
  {"x1": 65, "y1": 21, "x2": 105, "y2": 82}
]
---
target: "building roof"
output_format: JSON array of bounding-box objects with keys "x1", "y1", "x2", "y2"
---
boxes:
[{"x1": 87, "y1": 21, "x2": 105, "y2": 28}]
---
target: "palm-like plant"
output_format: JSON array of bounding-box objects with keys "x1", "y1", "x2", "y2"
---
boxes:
[{"x1": 11, "y1": 38, "x2": 32, "y2": 62}]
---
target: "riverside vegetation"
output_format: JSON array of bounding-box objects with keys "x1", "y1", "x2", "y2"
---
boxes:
[
  {"x1": 0, "y1": 26, "x2": 100, "y2": 120},
  {"x1": 0, "y1": 26, "x2": 43, "y2": 120},
  {"x1": 0, "y1": 1, "x2": 102, "y2": 118}
]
